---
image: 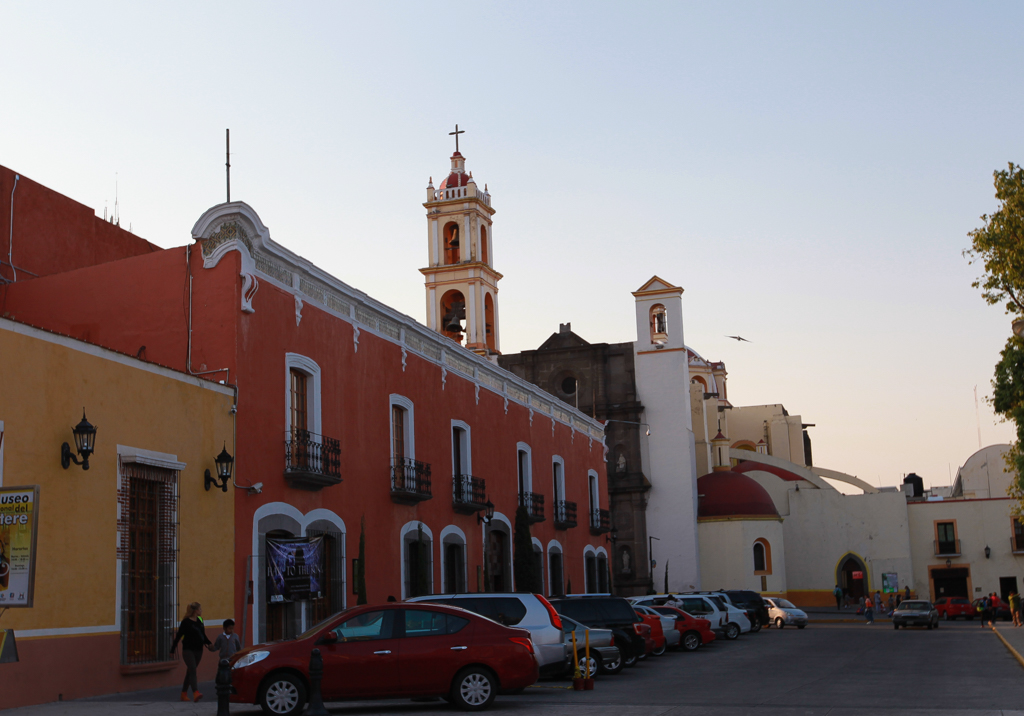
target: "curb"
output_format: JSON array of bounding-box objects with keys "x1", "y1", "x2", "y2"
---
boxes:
[{"x1": 992, "y1": 627, "x2": 1024, "y2": 671}]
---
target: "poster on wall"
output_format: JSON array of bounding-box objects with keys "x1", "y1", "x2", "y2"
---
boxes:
[
  {"x1": 882, "y1": 572, "x2": 899, "y2": 593},
  {"x1": 0, "y1": 486, "x2": 40, "y2": 608},
  {"x1": 266, "y1": 536, "x2": 324, "y2": 603}
]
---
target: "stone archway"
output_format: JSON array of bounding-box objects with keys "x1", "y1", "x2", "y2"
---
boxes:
[{"x1": 836, "y1": 553, "x2": 867, "y2": 600}]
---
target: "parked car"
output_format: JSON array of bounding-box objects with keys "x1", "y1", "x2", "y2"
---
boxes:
[
  {"x1": 721, "y1": 589, "x2": 769, "y2": 631},
  {"x1": 971, "y1": 598, "x2": 1012, "y2": 621},
  {"x1": 650, "y1": 605, "x2": 716, "y2": 651},
  {"x1": 407, "y1": 592, "x2": 568, "y2": 678},
  {"x1": 933, "y1": 597, "x2": 974, "y2": 620},
  {"x1": 559, "y1": 614, "x2": 623, "y2": 676},
  {"x1": 635, "y1": 605, "x2": 681, "y2": 652},
  {"x1": 892, "y1": 600, "x2": 940, "y2": 629},
  {"x1": 633, "y1": 607, "x2": 668, "y2": 656},
  {"x1": 550, "y1": 596, "x2": 648, "y2": 668},
  {"x1": 229, "y1": 603, "x2": 538, "y2": 715},
  {"x1": 763, "y1": 598, "x2": 808, "y2": 629},
  {"x1": 631, "y1": 593, "x2": 751, "y2": 640}
]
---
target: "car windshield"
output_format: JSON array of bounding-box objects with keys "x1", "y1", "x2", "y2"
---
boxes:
[
  {"x1": 898, "y1": 601, "x2": 930, "y2": 611},
  {"x1": 296, "y1": 607, "x2": 357, "y2": 641},
  {"x1": 774, "y1": 599, "x2": 797, "y2": 609}
]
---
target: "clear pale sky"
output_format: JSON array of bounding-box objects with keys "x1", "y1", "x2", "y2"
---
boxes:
[{"x1": 3, "y1": 2, "x2": 1022, "y2": 489}]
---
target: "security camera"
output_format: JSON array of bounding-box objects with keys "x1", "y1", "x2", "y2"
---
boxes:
[{"x1": 248, "y1": 483, "x2": 263, "y2": 495}]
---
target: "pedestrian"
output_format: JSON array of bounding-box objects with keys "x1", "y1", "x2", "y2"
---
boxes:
[
  {"x1": 833, "y1": 585, "x2": 843, "y2": 611},
  {"x1": 896, "y1": 593, "x2": 903, "y2": 608},
  {"x1": 1009, "y1": 592, "x2": 1021, "y2": 627},
  {"x1": 208, "y1": 618, "x2": 241, "y2": 660},
  {"x1": 171, "y1": 602, "x2": 212, "y2": 702},
  {"x1": 981, "y1": 596, "x2": 991, "y2": 628},
  {"x1": 874, "y1": 591, "x2": 882, "y2": 612},
  {"x1": 886, "y1": 594, "x2": 894, "y2": 614},
  {"x1": 864, "y1": 600, "x2": 874, "y2": 625},
  {"x1": 904, "y1": 585, "x2": 911, "y2": 600}
]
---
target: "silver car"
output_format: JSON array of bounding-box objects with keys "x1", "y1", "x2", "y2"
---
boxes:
[
  {"x1": 407, "y1": 592, "x2": 569, "y2": 677},
  {"x1": 560, "y1": 614, "x2": 623, "y2": 675},
  {"x1": 635, "y1": 604, "x2": 681, "y2": 653},
  {"x1": 764, "y1": 597, "x2": 808, "y2": 629},
  {"x1": 892, "y1": 600, "x2": 939, "y2": 630}
]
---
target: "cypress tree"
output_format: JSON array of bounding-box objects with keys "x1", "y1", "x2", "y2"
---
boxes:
[
  {"x1": 513, "y1": 506, "x2": 542, "y2": 593},
  {"x1": 663, "y1": 560, "x2": 669, "y2": 594},
  {"x1": 356, "y1": 516, "x2": 367, "y2": 605}
]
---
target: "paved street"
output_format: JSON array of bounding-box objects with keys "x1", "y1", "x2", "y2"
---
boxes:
[{"x1": 6, "y1": 623, "x2": 1024, "y2": 716}]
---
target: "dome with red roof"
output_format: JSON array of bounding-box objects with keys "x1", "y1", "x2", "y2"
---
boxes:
[
  {"x1": 439, "y1": 171, "x2": 470, "y2": 190},
  {"x1": 697, "y1": 470, "x2": 780, "y2": 519}
]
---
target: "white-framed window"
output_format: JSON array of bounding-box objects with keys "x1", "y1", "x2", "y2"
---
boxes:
[
  {"x1": 440, "y1": 525, "x2": 468, "y2": 594},
  {"x1": 547, "y1": 540, "x2": 564, "y2": 597},
  {"x1": 596, "y1": 547, "x2": 609, "y2": 593},
  {"x1": 584, "y1": 546, "x2": 598, "y2": 594},
  {"x1": 390, "y1": 394, "x2": 415, "y2": 462},
  {"x1": 401, "y1": 521, "x2": 433, "y2": 600},
  {"x1": 452, "y1": 420, "x2": 472, "y2": 476},
  {"x1": 532, "y1": 537, "x2": 545, "y2": 595},
  {"x1": 517, "y1": 442, "x2": 533, "y2": 496},
  {"x1": 588, "y1": 470, "x2": 600, "y2": 515},
  {"x1": 285, "y1": 354, "x2": 322, "y2": 436},
  {"x1": 552, "y1": 456, "x2": 565, "y2": 504}
]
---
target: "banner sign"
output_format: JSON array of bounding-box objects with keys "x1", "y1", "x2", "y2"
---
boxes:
[
  {"x1": 0, "y1": 486, "x2": 40, "y2": 608},
  {"x1": 266, "y1": 536, "x2": 324, "y2": 603},
  {"x1": 882, "y1": 572, "x2": 899, "y2": 593},
  {"x1": 852, "y1": 570, "x2": 864, "y2": 580}
]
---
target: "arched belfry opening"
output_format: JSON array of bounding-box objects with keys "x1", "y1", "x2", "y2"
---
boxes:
[
  {"x1": 422, "y1": 136, "x2": 502, "y2": 361},
  {"x1": 650, "y1": 304, "x2": 668, "y2": 344},
  {"x1": 440, "y1": 289, "x2": 466, "y2": 344},
  {"x1": 443, "y1": 222, "x2": 461, "y2": 264}
]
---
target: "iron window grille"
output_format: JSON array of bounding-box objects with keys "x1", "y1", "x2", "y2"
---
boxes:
[
  {"x1": 590, "y1": 508, "x2": 611, "y2": 535},
  {"x1": 284, "y1": 429, "x2": 342, "y2": 489},
  {"x1": 391, "y1": 457, "x2": 432, "y2": 504},
  {"x1": 452, "y1": 474, "x2": 487, "y2": 513},
  {"x1": 519, "y1": 491, "x2": 545, "y2": 523},
  {"x1": 553, "y1": 500, "x2": 578, "y2": 530}
]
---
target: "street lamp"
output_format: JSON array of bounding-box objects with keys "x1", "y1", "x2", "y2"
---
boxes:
[
  {"x1": 205, "y1": 444, "x2": 234, "y2": 492},
  {"x1": 477, "y1": 500, "x2": 495, "y2": 525},
  {"x1": 61, "y1": 410, "x2": 97, "y2": 470}
]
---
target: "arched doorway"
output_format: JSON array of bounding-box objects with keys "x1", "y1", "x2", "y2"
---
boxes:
[
  {"x1": 486, "y1": 522, "x2": 511, "y2": 592},
  {"x1": 836, "y1": 554, "x2": 867, "y2": 600}
]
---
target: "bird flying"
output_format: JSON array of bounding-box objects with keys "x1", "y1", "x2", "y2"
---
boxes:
[{"x1": 725, "y1": 335, "x2": 751, "y2": 343}]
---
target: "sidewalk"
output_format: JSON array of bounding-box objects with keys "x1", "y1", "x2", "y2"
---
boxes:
[{"x1": 994, "y1": 623, "x2": 1024, "y2": 670}]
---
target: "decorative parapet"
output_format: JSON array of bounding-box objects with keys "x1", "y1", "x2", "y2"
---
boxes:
[{"x1": 190, "y1": 201, "x2": 606, "y2": 441}]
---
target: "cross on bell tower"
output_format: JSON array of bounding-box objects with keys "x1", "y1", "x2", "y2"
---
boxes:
[{"x1": 420, "y1": 129, "x2": 502, "y2": 360}]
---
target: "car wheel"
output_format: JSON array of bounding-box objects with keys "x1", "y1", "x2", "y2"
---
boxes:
[
  {"x1": 724, "y1": 623, "x2": 740, "y2": 640},
  {"x1": 652, "y1": 641, "x2": 667, "y2": 656},
  {"x1": 681, "y1": 631, "x2": 701, "y2": 652},
  {"x1": 259, "y1": 672, "x2": 307, "y2": 716},
  {"x1": 579, "y1": 655, "x2": 600, "y2": 677},
  {"x1": 623, "y1": 650, "x2": 638, "y2": 668},
  {"x1": 775, "y1": 617, "x2": 785, "y2": 629},
  {"x1": 750, "y1": 620, "x2": 762, "y2": 633},
  {"x1": 451, "y1": 666, "x2": 497, "y2": 711},
  {"x1": 603, "y1": 653, "x2": 624, "y2": 675}
]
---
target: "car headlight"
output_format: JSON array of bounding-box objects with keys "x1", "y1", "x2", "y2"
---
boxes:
[{"x1": 232, "y1": 650, "x2": 270, "y2": 669}]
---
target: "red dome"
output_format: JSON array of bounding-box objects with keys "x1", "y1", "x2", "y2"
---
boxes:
[
  {"x1": 697, "y1": 471, "x2": 779, "y2": 519},
  {"x1": 439, "y1": 172, "x2": 470, "y2": 190}
]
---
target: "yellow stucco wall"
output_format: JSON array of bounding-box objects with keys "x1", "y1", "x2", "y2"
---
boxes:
[{"x1": 0, "y1": 319, "x2": 235, "y2": 634}]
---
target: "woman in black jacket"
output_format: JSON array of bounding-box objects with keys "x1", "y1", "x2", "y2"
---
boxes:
[{"x1": 171, "y1": 602, "x2": 212, "y2": 702}]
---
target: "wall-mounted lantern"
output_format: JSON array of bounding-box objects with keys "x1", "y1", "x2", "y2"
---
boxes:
[
  {"x1": 477, "y1": 499, "x2": 495, "y2": 525},
  {"x1": 205, "y1": 444, "x2": 234, "y2": 492},
  {"x1": 61, "y1": 410, "x2": 97, "y2": 470},
  {"x1": 985, "y1": 545, "x2": 991, "y2": 559},
  {"x1": 606, "y1": 525, "x2": 618, "y2": 545}
]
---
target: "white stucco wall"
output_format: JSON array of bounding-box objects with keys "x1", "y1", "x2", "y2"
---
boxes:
[
  {"x1": 699, "y1": 518, "x2": 787, "y2": 594},
  {"x1": 955, "y1": 444, "x2": 1013, "y2": 499}
]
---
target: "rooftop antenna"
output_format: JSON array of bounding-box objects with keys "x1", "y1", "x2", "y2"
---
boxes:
[
  {"x1": 226, "y1": 129, "x2": 231, "y2": 203},
  {"x1": 974, "y1": 386, "x2": 982, "y2": 449},
  {"x1": 114, "y1": 173, "x2": 119, "y2": 226}
]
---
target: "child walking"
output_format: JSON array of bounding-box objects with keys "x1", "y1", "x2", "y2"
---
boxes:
[{"x1": 209, "y1": 618, "x2": 242, "y2": 660}]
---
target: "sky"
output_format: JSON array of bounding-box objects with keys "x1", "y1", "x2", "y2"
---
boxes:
[{"x1": 3, "y1": 2, "x2": 1022, "y2": 490}]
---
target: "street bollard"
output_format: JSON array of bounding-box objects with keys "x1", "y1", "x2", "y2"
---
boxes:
[
  {"x1": 306, "y1": 648, "x2": 330, "y2": 716},
  {"x1": 215, "y1": 658, "x2": 231, "y2": 716}
]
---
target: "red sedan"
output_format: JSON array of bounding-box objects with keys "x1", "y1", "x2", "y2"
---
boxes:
[
  {"x1": 934, "y1": 597, "x2": 974, "y2": 620},
  {"x1": 229, "y1": 603, "x2": 538, "y2": 714},
  {"x1": 634, "y1": 610, "x2": 666, "y2": 656},
  {"x1": 652, "y1": 605, "x2": 717, "y2": 650}
]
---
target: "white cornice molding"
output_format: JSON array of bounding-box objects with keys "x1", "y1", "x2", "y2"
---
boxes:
[{"x1": 190, "y1": 203, "x2": 605, "y2": 441}]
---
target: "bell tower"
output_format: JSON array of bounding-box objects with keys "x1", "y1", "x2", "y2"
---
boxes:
[{"x1": 421, "y1": 130, "x2": 502, "y2": 360}]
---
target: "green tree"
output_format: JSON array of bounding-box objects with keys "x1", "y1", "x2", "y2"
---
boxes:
[
  {"x1": 966, "y1": 163, "x2": 1024, "y2": 512},
  {"x1": 663, "y1": 560, "x2": 669, "y2": 594},
  {"x1": 356, "y1": 516, "x2": 367, "y2": 605},
  {"x1": 513, "y1": 506, "x2": 543, "y2": 593}
]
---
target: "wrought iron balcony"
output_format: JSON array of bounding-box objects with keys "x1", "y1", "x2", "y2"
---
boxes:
[
  {"x1": 284, "y1": 429, "x2": 341, "y2": 491},
  {"x1": 934, "y1": 539, "x2": 960, "y2": 556},
  {"x1": 553, "y1": 500, "x2": 577, "y2": 530},
  {"x1": 590, "y1": 508, "x2": 611, "y2": 535},
  {"x1": 390, "y1": 457, "x2": 432, "y2": 505},
  {"x1": 519, "y1": 491, "x2": 545, "y2": 523},
  {"x1": 453, "y1": 474, "x2": 487, "y2": 514}
]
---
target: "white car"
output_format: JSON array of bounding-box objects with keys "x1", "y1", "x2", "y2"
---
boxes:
[
  {"x1": 763, "y1": 597, "x2": 808, "y2": 629},
  {"x1": 634, "y1": 604, "x2": 681, "y2": 653},
  {"x1": 629, "y1": 593, "x2": 751, "y2": 640}
]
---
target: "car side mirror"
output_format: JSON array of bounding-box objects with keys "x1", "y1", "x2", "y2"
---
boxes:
[{"x1": 319, "y1": 631, "x2": 338, "y2": 645}]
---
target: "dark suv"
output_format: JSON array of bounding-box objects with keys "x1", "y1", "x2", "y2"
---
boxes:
[
  {"x1": 722, "y1": 590, "x2": 769, "y2": 631},
  {"x1": 549, "y1": 596, "x2": 646, "y2": 667}
]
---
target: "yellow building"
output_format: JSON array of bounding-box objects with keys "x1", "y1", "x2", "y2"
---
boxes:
[{"x1": 0, "y1": 317, "x2": 235, "y2": 708}]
